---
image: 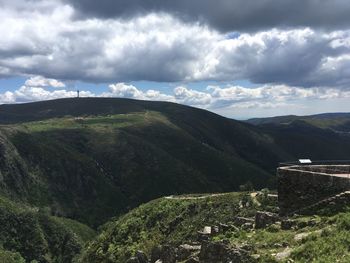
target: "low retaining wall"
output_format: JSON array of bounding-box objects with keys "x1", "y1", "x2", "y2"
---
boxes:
[{"x1": 278, "y1": 165, "x2": 350, "y2": 215}]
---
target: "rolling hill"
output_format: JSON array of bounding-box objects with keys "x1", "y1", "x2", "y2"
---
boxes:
[
  {"x1": 0, "y1": 98, "x2": 286, "y2": 228},
  {"x1": 1, "y1": 98, "x2": 350, "y2": 262}
]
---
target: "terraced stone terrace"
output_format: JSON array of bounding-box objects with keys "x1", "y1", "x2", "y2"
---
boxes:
[{"x1": 277, "y1": 161, "x2": 350, "y2": 215}]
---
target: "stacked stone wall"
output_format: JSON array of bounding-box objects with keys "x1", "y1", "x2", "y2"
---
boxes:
[{"x1": 278, "y1": 166, "x2": 350, "y2": 215}]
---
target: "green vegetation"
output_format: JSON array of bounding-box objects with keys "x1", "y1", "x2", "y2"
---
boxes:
[
  {"x1": 0, "y1": 195, "x2": 96, "y2": 263},
  {"x1": 0, "y1": 248, "x2": 25, "y2": 263},
  {"x1": 247, "y1": 112, "x2": 350, "y2": 132},
  {"x1": 80, "y1": 193, "x2": 251, "y2": 262},
  {"x1": 0, "y1": 102, "x2": 277, "y2": 227},
  {"x1": 79, "y1": 192, "x2": 350, "y2": 263},
  {"x1": 1, "y1": 99, "x2": 350, "y2": 262}
]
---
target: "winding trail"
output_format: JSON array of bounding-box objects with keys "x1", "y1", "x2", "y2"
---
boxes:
[{"x1": 164, "y1": 193, "x2": 229, "y2": 200}]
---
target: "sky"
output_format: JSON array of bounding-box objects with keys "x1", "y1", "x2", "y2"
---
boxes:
[{"x1": 0, "y1": 0, "x2": 350, "y2": 119}]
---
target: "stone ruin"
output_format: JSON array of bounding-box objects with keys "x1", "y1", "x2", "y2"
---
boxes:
[{"x1": 277, "y1": 162, "x2": 350, "y2": 215}]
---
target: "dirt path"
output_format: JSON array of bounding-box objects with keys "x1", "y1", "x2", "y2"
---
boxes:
[{"x1": 164, "y1": 193, "x2": 229, "y2": 200}]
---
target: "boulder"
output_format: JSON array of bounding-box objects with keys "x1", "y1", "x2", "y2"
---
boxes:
[
  {"x1": 197, "y1": 226, "x2": 212, "y2": 241},
  {"x1": 255, "y1": 211, "x2": 279, "y2": 229},
  {"x1": 185, "y1": 257, "x2": 200, "y2": 263},
  {"x1": 199, "y1": 241, "x2": 254, "y2": 263},
  {"x1": 160, "y1": 245, "x2": 176, "y2": 263},
  {"x1": 281, "y1": 219, "x2": 295, "y2": 230},
  {"x1": 127, "y1": 250, "x2": 148, "y2": 263},
  {"x1": 136, "y1": 250, "x2": 148, "y2": 263},
  {"x1": 150, "y1": 246, "x2": 162, "y2": 263},
  {"x1": 241, "y1": 222, "x2": 254, "y2": 231},
  {"x1": 233, "y1": 217, "x2": 254, "y2": 227},
  {"x1": 126, "y1": 257, "x2": 140, "y2": 263},
  {"x1": 177, "y1": 244, "x2": 201, "y2": 261}
]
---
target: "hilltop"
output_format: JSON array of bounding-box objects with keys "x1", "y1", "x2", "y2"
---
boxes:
[
  {"x1": 0, "y1": 98, "x2": 284, "y2": 228},
  {"x1": 1, "y1": 98, "x2": 350, "y2": 262}
]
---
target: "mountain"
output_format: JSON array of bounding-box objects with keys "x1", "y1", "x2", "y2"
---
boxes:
[
  {"x1": 1, "y1": 98, "x2": 350, "y2": 262},
  {"x1": 0, "y1": 98, "x2": 287, "y2": 228},
  {"x1": 247, "y1": 112, "x2": 350, "y2": 133}
]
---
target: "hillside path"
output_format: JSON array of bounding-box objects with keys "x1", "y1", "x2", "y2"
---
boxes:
[{"x1": 164, "y1": 193, "x2": 228, "y2": 200}]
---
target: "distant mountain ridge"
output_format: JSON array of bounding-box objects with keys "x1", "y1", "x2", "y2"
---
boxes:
[{"x1": 247, "y1": 112, "x2": 350, "y2": 132}]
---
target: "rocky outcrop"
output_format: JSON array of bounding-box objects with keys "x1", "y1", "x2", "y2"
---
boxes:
[
  {"x1": 150, "y1": 245, "x2": 176, "y2": 263},
  {"x1": 199, "y1": 241, "x2": 255, "y2": 263},
  {"x1": 255, "y1": 211, "x2": 279, "y2": 229},
  {"x1": 177, "y1": 244, "x2": 201, "y2": 261},
  {"x1": 127, "y1": 251, "x2": 148, "y2": 263}
]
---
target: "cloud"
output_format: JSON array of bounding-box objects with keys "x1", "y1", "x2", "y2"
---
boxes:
[
  {"x1": 25, "y1": 76, "x2": 66, "y2": 88},
  {"x1": 98, "y1": 82, "x2": 350, "y2": 111},
  {"x1": 64, "y1": 0, "x2": 350, "y2": 32},
  {"x1": 200, "y1": 28, "x2": 350, "y2": 88},
  {"x1": 0, "y1": 76, "x2": 93, "y2": 104},
  {"x1": 2, "y1": 78, "x2": 350, "y2": 117},
  {"x1": 0, "y1": 1, "x2": 349, "y2": 89},
  {"x1": 103, "y1": 83, "x2": 174, "y2": 102},
  {"x1": 173, "y1": 86, "x2": 212, "y2": 106}
]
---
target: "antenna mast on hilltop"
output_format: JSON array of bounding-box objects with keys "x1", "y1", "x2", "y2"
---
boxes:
[{"x1": 77, "y1": 89, "x2": 80, "y2": 98}]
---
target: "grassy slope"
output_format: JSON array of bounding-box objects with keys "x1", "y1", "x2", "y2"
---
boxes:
[
  {"x1": 0, "y1": 108, "x2": 277, "y2": 227},
  {"x1": 80, "y1": 191, "x2": 350, "y2": 263},
  {"x1": 0, "y1": 195, "x2": 96, "y2": 263}
]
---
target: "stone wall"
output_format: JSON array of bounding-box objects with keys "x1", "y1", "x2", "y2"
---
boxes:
[{"x1": 278, "y1": 165, "x2": 350, "y2": 215}]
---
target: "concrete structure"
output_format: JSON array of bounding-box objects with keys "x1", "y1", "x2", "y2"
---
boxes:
[{"x1": 278, "y1": 163, "x2": 350, "y2": 215}]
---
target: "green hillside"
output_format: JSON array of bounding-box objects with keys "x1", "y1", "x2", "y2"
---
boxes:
[
  {"x1": 0, "y1": 195, "x2": 95, "y2": 262},
  {"x1": 79, "y1": 191, "x2": 350, "y2": 263},
  {"x1": 0, "y1": 98, "x2": 287, "y2": 228},
  {"x1": 1, "y1": 98, "x2": 350, "y2": 262}
]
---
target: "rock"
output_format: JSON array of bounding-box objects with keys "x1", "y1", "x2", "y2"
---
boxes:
[
  {"x1": 185, "y1": 257, "x2": 200, "y2": 263},
  {"x1": 199, "y1": 241, "x2": 254, "y2": 263},
  {"x1": 294, "y1": 232, "x2": 310, "y2": 241},
  {"x1": 151, "y1": 246, "x2": 162, "y2": 263},
  {"x1": 296, "y1": 218, "x2": 318, "y2": 229},
  {"x1": 203, "y1": 226, "x2": 212, "y2": 234},
  {"x1": 126, "y1": 257, "x2": 140, "y2": 263},
  {"x1": 177, "y1": 244, "x2": 201, "y2": 261},
  {"x1": 160, "y1": 245, "x2": 176, "y2": 263},
  {"x1": 136, "y1": 250, "x2": 148, "y2": 263},
  {"x1": 255, "y1": 211, "x2": 279, "y2": 229},
  {"x1": 275, "y1": 247, "x2": 293, "y2": 261},
  {"x1": 281, "y1": 219, "x2": 295, "y2": 230},
  {"x1": 212, "y1": 225, "x2": 219, "y2": 235},
  {"x1": 233, "y1": 217, "x2": 254, "y2": 226},
  {"x1": 197, "y1": 226, "x2": 212, "y2": 241},
  {"x1": 127, "y1": 250, "x2": 148, "y2": 263},
  {"x1": 242, "y1": 222, "x2": 254, "y2": 230},
  {"x1": 219, "y1": 223, "x2": 230, "y2": 232}
]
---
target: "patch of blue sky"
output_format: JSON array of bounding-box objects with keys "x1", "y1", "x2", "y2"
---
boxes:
[{"x1": 0, "y1": 77, "x2": 27, "y2": 92}]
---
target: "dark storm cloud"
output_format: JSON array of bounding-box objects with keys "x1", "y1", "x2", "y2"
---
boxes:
[{"x1": 65, "y1": 0, "x2": 350, "y2": 32}]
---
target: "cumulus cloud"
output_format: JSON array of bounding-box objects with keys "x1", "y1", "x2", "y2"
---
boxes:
[
  {"x1": 100, "y1": 82, "x2": 350, "y2": 110},
  {"x1": 2, "y1": 78, "x2": 350, "y2": 116},
  {"x1": 103, "y1": 83, "x2": 174, "y2": 102},
  {"x1": 64, "y1": 0, "x2": 350, "y2": 32},
  {"x1": 0, "y1": 76, "x2": 93, "y2": 104},
  {"x1": 25, "y1": 76, "x2": 66, "y2": 88},
  {"x1": 0, "y1": 1, "x2": 349, "y2": 89}
]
